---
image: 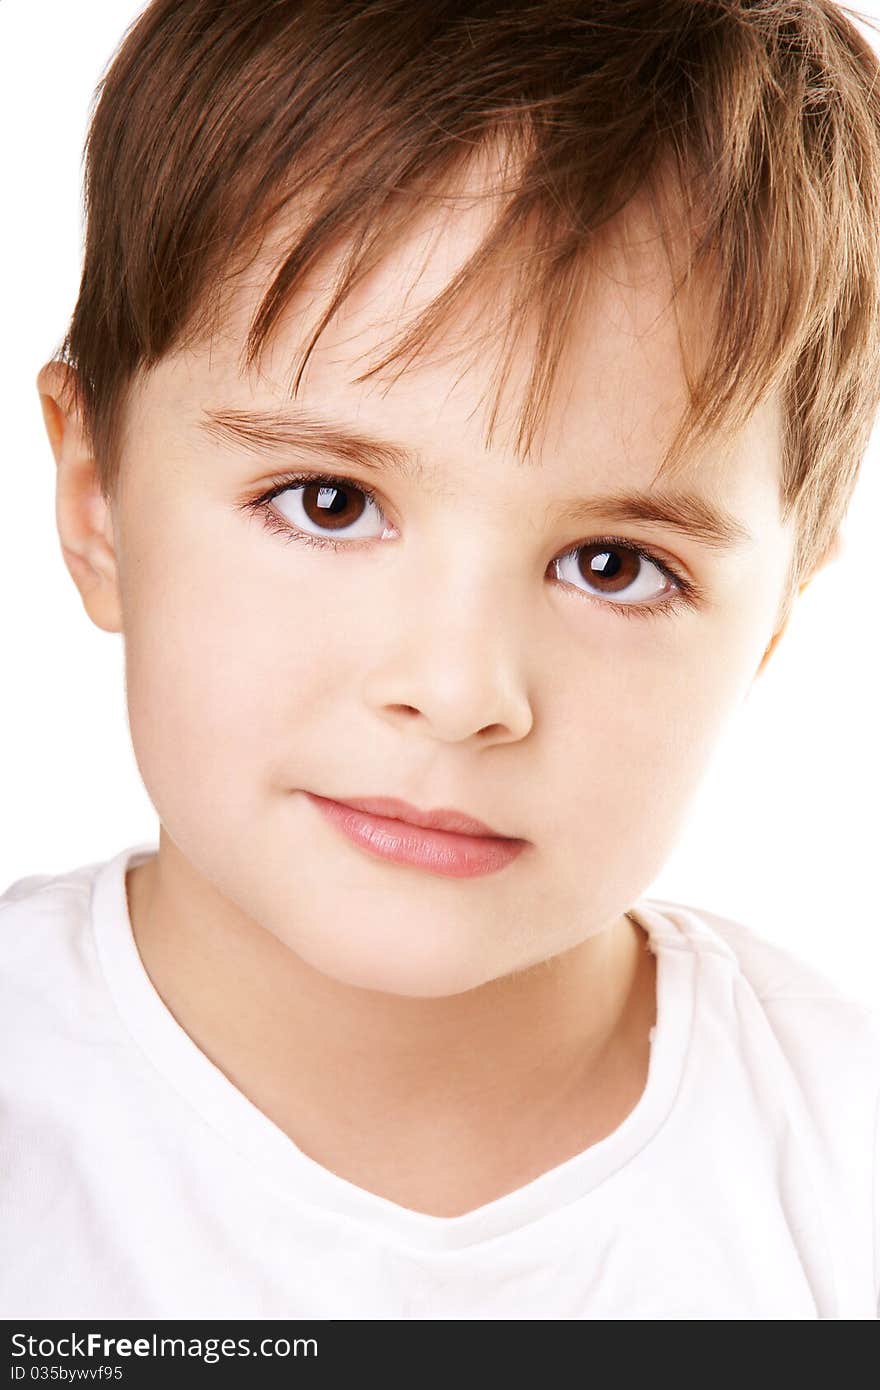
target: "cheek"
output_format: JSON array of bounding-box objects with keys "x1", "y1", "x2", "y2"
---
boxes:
[
  {"x1": 118, "y1": 508, "x2": 350, "y2": 819},
  {"x1": 541, "y1": 601, "x2": 770, "y2": 863}
]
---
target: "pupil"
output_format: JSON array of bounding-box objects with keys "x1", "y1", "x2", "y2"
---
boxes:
[
  {"x1": 316, "y1": 485, "x2": 348, "y2": 514},
  {"x1": 590, "y1": 550, "x2": 620, "y2": 576}
]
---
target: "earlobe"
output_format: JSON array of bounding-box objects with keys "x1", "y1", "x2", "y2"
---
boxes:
[{"x1": 35, "y1": 362, "x2": 124, "y2": 636}]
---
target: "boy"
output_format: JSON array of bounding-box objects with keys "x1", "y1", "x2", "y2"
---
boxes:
[{"x1": 2, "y1": 0, "x2": 878, "y2": 1319}]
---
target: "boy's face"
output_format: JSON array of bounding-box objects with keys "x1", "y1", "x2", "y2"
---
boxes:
[{"x1": 45, "y1": 183, "x2": 796, "y2": 998}]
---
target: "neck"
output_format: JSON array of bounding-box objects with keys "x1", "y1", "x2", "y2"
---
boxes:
[{"x1": 125, "y1": 843, "x2": 657, "y2": 1217}]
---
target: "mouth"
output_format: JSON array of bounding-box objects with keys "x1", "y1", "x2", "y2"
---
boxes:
[
  {"x1": 319, "y1": 793, "x2": 514, "y2": 838},
  {"x1": 302, "y1": 792, "x2": 528, "y2": 879}
]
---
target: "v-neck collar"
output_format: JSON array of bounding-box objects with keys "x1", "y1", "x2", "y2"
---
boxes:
[{"x1": 90, "y1": 841, "x2": 697, "y2": 1253}]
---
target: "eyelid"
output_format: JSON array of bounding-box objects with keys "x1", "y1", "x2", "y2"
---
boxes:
[
  {"x1": 560, "y1": 534, "x2": 689, "y2": 588},
  {"x1": 249, "y1": 468, "x2": 384, "y2": 509},
  {"x1": 249, "y1": 468, "x2": 391, "y2": 536}
]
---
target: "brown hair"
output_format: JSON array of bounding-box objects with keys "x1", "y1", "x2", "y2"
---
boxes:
[{"x1": 52, "y1": 0, "x2": 880, "y2": 624}]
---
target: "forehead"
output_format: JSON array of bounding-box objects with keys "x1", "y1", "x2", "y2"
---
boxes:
[{"x1": 140, "y1": 165, "x2": 783, "y2": 515}]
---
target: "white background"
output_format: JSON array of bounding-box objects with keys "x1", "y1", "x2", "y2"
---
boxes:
[{"x1": 1, "y1": 1, "x2": 878, "y2": 1005}]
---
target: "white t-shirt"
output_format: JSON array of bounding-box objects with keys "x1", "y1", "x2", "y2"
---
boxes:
[{"x1": 1, "y1": 841, "x2": 877, "y2": 1320}]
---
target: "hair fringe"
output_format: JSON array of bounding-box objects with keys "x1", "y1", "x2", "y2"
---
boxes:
[{"x1": 55, "y1": 0, "x2": 880, "y2": 603}]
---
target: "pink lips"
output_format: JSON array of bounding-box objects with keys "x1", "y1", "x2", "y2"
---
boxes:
[
  {"x1": 303, "y1": 792, "x2": 528, "y2": 879},
  {"x1": 324, "y1": 794, "x2": 506, "y2": 837}
]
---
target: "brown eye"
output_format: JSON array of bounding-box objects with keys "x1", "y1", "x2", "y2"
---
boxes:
[
  {"x1": 271, "y1": 477, "x2": 387, "y2": 541},
  {"x1": 579, "y1": 544, "x2": 641, "y2": 593},
  {"x1": 301, "y1": 481, "x2": 365, "y2": 530},
  {"x1": 554, "y1": 541, "x2": 678, "y2": 608}
]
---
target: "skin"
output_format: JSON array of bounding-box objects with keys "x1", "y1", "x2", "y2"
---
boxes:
[{"x1": 36, "y1": 174, "x2": 823, "y2": 1218}]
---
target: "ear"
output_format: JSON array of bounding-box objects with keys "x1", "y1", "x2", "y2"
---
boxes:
[
  {"x1": 754, "y1": 532, "x2": 843, "y2": 679},
  {"x1": 36, "y1": 362, "x2": 123, "y2": 634}
]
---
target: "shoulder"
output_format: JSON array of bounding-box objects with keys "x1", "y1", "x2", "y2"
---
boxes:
[
  {"x1": 642, "y1": 892, "x2": 879, "y2": 1021},
  {"x1": 0, "y1": 854, "x2": 104, "y2": 964},
  {"x1": 641, "y1": 893, "x2": 880, "y2": 1148},
  {"x1": 680, "y1": 900, "x2": 875, "y2": 1008},
  {"x1": 0, "y1": 851, "x2": 124, "y2": 1045}
]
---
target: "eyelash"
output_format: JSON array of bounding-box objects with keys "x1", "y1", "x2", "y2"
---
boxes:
[{"x1": 240, "y1": 470, "x2": 703, "y2": 622}]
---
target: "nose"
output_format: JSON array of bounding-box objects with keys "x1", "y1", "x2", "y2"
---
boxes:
[{"x1": 361, "y1": 568, "x2": 535, "y2": 745}]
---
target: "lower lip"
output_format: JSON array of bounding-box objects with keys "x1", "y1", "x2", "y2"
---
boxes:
[{"x1": 303, "y1": 793, "x2": 527, "y2": 878}]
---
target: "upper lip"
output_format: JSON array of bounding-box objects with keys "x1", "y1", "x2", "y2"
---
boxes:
[{"x1": 314, "y1": 793, "x2": 521, "y2": 840}]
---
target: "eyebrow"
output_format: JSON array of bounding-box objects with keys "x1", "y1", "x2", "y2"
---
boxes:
[{"x1": 199, "y1": 404, "x2": 754, "y2": 552}]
